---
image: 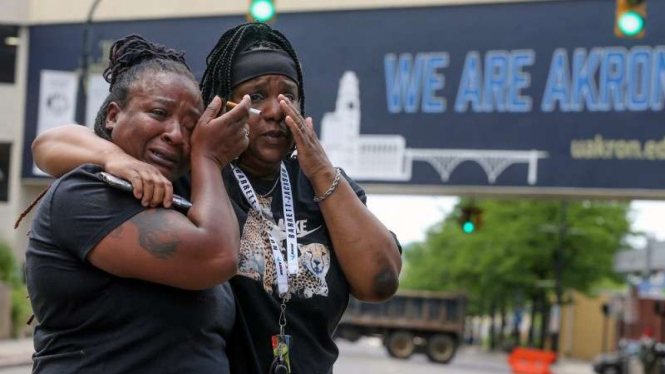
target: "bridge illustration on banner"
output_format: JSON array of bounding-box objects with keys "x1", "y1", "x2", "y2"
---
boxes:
[{"x1": 320, "y1": 72, "x2": 548, "y2": 185}]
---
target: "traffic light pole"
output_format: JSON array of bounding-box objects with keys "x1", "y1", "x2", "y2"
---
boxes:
[{"x1": 550, "y1": 200, "x2": 567, "y2": 356}]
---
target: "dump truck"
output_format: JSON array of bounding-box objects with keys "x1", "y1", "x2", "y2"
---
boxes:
[{"x1": 335, "y1": 290, "x2": 467, "y2": 363}]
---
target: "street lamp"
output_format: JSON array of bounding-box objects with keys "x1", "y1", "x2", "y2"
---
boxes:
[{"x1": 76, "y1": 0, "x2": 103, "y2": 125}]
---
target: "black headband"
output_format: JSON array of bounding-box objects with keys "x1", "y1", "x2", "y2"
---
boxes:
[{"x1": 231, "y1": 49, "x2": 299, "y2": 88}]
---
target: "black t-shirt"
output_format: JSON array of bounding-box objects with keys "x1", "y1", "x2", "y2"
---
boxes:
[
  {"x1": 222, "y1": 158, "x2": 370, "y2": 374},
  {"x1": 25, "y1": 164, "x2": 235, "y2": 374}
]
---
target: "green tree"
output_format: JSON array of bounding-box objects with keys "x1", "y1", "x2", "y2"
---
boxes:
[
  {"x1": 0, "y1": 241, "x2": 31, "y2": 337},
  {"x1": 0, "y1": 241, "x2": 17, "y2": 285},
  {"x1": 401, "y1": 199, "x2": 631, "y2": 324}
]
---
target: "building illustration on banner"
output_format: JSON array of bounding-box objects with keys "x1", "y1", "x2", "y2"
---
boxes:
[{"x1": 320, "y1": 72, "x2": 548, "y2": 185}]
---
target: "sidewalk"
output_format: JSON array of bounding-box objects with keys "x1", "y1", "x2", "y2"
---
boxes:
[
  {"x1": 0, "y1": 338, "x2": 33, "y2": 368},
  {"x1": 551, "y1": 358, "x2": 595, "y2": 374},
  {"x1": 460, "y1": 346, "x2": 595, "y2": 374}
]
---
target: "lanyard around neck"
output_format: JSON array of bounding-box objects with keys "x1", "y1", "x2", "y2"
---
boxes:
[{"x1": 232, "y1": 163, "x2": 299, "y2": 295}]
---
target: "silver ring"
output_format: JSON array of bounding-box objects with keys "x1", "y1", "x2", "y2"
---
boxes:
[{"x1": 244, "y1": 127, "x2": 249, "y2": 137}]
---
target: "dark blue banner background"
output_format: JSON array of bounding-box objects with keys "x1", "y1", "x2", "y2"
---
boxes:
[{"x1": 22, "y1": 0, "x2": 665, "y2": 197}]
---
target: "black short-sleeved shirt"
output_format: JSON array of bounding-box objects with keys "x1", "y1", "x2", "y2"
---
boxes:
[
  {"x1": 25, "y1": 164, "x2": 235, "y2": 374},
  {"x1": 220, "y1": 158, "x2": 397, "y2": 374}
]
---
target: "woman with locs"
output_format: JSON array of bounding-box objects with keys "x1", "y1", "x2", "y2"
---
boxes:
[
  {"x1": 32, "y1": 23, "x2": 403, "y2": 374},
  {"x1": 24, "y1": 35, "x2": 251, "y2": 373}
]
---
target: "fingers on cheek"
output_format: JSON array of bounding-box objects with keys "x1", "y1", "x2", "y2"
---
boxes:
[
  {"x1": 286, "y1": 116, "x2": 299, "y2": 130},
  {"x1": 281, "y1": 101, "x2": 297, "y2": 118}
]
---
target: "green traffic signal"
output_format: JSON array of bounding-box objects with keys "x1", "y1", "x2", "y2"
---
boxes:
[
  {"x1": 249, "y1": 0, "x2": 276, "y2": 23},
  {"x1": 617, "y1": 11, "x2": 645, "y2": 37},
  {"x1": 458, "y1": 205, "x2": 482, "y2": 234}
]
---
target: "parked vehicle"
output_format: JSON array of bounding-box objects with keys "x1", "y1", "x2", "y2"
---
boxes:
[
  {"x1": 335, "y1": 290, "x2": 467, "y2": 363},
  {"x1": 592, "y1": 351, "x2": 625, "y2": 374},
  {"x1": 591, "y1": 339, "x2": 665, "y2": 374}
]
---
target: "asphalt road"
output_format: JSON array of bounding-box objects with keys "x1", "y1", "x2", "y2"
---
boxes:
[
  {"x1": 335, "y1": 337, "x2": 511, "y2": 374},
  {"x1": 0, "y1": 338, "x2": 521, "y2": 374}
]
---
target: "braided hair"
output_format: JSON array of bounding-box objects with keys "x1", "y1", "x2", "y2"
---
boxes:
[
  {"x1": 200, "y1": 22, "x2": 305, "y2": 115},
  {"x1": 93, "y1": 34, "x2": 196, "y2": 140}
]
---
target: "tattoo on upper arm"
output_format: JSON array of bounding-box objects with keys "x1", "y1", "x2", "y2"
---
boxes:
[
  {"x1": 108, "y1": 225, "x2": 124, "y2": 239},
  {"x1": 129, "y1": 211, "x2": 181, "y2": 259}
]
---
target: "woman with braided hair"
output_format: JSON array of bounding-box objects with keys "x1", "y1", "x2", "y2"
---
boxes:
[
  {"x1": 25, "y1": 34, "x2": 251, "y2": 374},
  {"x1": 33, "y1": 23, "x2": 402, "y2": 374}
]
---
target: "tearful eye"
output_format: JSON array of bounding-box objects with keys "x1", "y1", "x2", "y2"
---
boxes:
[
  {"x1": 182, "y1": 124, "x2": 195, "y2": 134},
  {"x1": 283, "y1": 93, "x2": 299, "y2": 104},
  {"x1": 151, "y1": 109, "x2": 167, "y2": 118},
  {"x1": 249, "y1": 93, "x2": 264, "y2": 103}
]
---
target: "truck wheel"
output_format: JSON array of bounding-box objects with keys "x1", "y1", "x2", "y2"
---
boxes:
[
  {"x1": 386, "y1": 331, "x2": 414, "y2": 359},
  {"x1": 426, "y1": 334, "x2": 456, "y2": 363},
  {"x1": 600, "y1": 366, "x2": 620, "y2": 374},
  {"x1": 345, "y1": 330, "x2": 361, "y2": 342},
  {"x1": 337, "y1": 326, "x2": 361, "y2": 342}
]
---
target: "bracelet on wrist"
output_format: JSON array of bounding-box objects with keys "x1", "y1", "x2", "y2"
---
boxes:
[{"x1": 313, "y1": 167, "x2": 341, "y2": 203}]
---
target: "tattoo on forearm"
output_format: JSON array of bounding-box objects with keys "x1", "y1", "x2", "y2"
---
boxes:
[{"x1": 130, "y1": 211, "x2": 181, "y2": 259}]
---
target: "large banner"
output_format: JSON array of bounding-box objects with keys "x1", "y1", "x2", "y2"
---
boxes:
[{"x1": 21, "y1": 0, "x2": 665, "y2": 197}]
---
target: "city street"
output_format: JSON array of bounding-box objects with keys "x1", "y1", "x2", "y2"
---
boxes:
[
  {"x1": 0, "y1": 337, "x2": 594, "y2": 374},
  {"x1": 335, "y1": 337, "x2": 513, "y2": 374}
]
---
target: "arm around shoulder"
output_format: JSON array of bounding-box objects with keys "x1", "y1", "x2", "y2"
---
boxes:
[
  {"x1": 85, "y1": 97, "x2": 251, "y2": 289},
  {"x1": 32, "y1": 124, "x2": 123, "y2": 177}
]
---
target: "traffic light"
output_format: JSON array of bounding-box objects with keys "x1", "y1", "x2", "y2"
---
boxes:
[
  {"x1": 458, "y1": 206, "x2": 483, "y2": 234},
  {"x1": 248, "y1": 0, "x2": 276, "y2": 23},
  {"x1": 615, "y1": 0, "x2": 646, "y2": 39}
]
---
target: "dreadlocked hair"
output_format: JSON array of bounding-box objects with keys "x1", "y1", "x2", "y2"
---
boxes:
[
  {"x1": 14, "y1": 185, "x2": 50, "y2": 230},
  {"x1": 93, "y1": 34, "x2": 196, "y2": 140},
  {"x1": 200, "y1": 22, "x2": 305, "y2": 115}
]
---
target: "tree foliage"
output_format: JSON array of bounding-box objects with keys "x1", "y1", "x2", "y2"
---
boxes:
[
  {"x1": 400, "y1": 199, "x2": 631, "y2": 314},
  {"x1": 0, "y1": 241, "x2": 17, "y2": 285}
]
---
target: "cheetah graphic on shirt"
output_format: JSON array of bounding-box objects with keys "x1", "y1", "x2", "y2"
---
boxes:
[{"x1": 237, "y1": 195, "x2": 331, "y2": 299}]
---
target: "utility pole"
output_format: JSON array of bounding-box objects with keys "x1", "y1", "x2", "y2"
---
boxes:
[
  {"x1": 75, "y1": 0, "x2": 103, "y2": 125},
  {"x1": 550, "y1": 200, "x2": 567, "y2": 355}
]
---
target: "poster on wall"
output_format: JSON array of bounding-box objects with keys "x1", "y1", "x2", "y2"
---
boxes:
[
  {"x1": 85, "y1": 75, "x2": 109, "y2": 128},
  {"x1": 34, "y1": 70, "x2": 78, "y2": 176},
  {"x1": 0, "y1": 143, "x2": 10, "y2": 202}
]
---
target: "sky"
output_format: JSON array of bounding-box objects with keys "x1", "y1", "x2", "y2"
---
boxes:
[{"x1": 366, "y1": 195, "x2": 665, "y2": 248}]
